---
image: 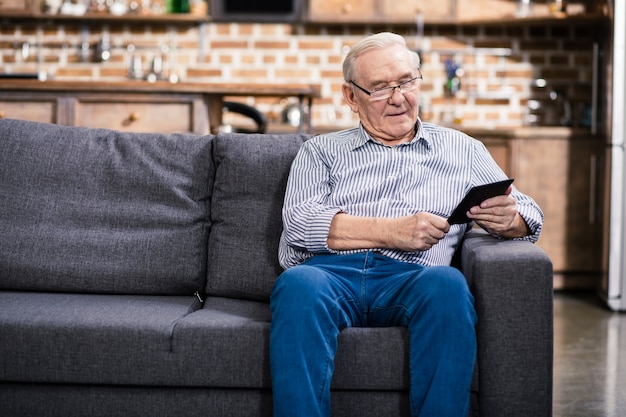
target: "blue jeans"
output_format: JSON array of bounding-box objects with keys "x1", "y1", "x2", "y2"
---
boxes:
[{"x1": 270, "y1": 252, "x2": 477, "y2": 417}]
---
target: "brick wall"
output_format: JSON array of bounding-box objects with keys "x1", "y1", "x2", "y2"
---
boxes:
[{"x1": 0, "y1": 17, "x2": 606, "y2": 130}]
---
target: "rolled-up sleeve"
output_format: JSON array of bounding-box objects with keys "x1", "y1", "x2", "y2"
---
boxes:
[
  {"x1": 514, "y1": 195, "x2": 544, "y2": 243},
  {"x1": 471, "y1": 139, "x2": 544, "y2": 243},
  {"x1": 279, "y1": 140, "x2": 343, "y2": 268}
]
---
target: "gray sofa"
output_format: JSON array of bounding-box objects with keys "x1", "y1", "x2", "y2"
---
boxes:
[{"x1": 0, "y1": 118, "x2": 553, "y2": 417}]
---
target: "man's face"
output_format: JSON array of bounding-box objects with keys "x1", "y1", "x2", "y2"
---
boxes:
[{"x1": 343, "y1": 44, "x2": 421, "y2": 146}]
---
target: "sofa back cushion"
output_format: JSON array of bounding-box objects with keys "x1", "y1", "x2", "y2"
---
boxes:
[
  {"x1": 206, "y1": 132, "x2": 310, "y2": 301},
  {"x1": 0, "y1": 119, "x2": 213, "y2": 295}
]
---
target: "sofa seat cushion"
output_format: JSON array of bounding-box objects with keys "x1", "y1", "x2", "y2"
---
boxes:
[
  {"x1": 173, "y1": 297, "x2": 409, "y2": 390},
  {"x1": 1, "y1": 292, "x2": 408, "y2": 391},
  {"x1": 206, "y1": 133, "x2": 310, "y2": 301},
  {"x1": 0, "y1": 119, "x2": 213, "y2": 295},
  {"x1": 0, "y1": 291, "x2": 204, "y2": 386}
]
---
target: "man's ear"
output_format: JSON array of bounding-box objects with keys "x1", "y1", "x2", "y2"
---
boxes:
[{"x1": 342, "y1": 82, "x2": 359, "y2": 113}]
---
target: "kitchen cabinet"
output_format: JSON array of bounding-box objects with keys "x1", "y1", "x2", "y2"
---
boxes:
[
  {"x1": 308, "y1": 0, "x2": 376, "y2": 22},
  {"x1": 480, "y1": 137, "x2": 512, "y2": 176},
  {"x1": 455, "y1": 0, "x2": 518, "y2": 20},
  {"x1": 0, "y1": 94, "x2": 57, "y2": 124},
  {"x1": 0, "y1": 80, "x2": 320, "y2": 134},
  {"x1": 0, "y1": 90, "x2": 208, "y2": 134},
  {"x1": 73, "y1": 94, "x2": 207, "y2": 134},
  {"x1": 379, "y1": 0, "x2": 452, "y2": 21},
  {"x1": 307, "y1": 0, "x2": 603, "y2": 23},
  {"x1": 456, "y1": 0, "x2": 606, "y2": 22},
  {"x1": 0, "y1": 0, "x2": 27, "y2": 11},
  {"x1": 1, "y1": 0, "x2": 605, "y2": 25},
  {"x1": 511, "y1": 133, "x2": 604, "y2": 289},
  {"x1": 307, "y1": 0, "x2": 453, "y2": 23},
  {"x1": 467, "y1": 128, "x2": 603, "y2": 290},
  {"x1": 0, "y1": 11, "x2": 208, "y2": 24}
]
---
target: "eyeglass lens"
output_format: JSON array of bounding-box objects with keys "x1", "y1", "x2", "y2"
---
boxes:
[{"x1": 369, "y1": 77, "x2": 422, "y2": 101}]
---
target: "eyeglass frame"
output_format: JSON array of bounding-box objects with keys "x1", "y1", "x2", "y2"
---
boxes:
[{"x1": 349, "y1": 71, "x2": 423, "y2": 101}]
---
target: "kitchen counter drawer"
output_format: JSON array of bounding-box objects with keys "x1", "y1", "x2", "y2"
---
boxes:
[
  {"x1": 74, "y1": 95, "x2": 207, "y2": 134},
  {"x1": 0, "y1": 97, "x2": 57, "y2": 124}
]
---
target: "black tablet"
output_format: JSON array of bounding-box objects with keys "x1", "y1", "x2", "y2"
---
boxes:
[{"x1": 447, "y1": 179, "x2": 514, "y2": 224}]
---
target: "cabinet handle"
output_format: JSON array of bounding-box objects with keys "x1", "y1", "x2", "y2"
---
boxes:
[
  {"x1": 128, "y1": 112, "x2": 140, "y2": 122},
  {"x1": 589, "y1": 154, "x2": 597, "y2": 224}
]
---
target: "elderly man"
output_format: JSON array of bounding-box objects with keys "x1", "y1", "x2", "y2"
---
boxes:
[{"x1": 270, "y1": 32, "x2": 543, "y2": 417}]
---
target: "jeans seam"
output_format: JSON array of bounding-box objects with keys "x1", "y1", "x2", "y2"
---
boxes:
[{"x1": 316, "y1": 296, "x2": 352, "y2": 411}]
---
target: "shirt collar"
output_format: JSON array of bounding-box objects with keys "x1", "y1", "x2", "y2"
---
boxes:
[{"x1": 348, "y1": 118, "x2": 432, "y2": 151}]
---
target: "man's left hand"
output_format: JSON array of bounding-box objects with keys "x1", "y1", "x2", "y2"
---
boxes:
[{"x1": 466, "y1": 187, "x2": 530, "y2": 238}]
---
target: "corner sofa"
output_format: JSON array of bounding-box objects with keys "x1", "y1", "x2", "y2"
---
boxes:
[{"x1": 0, "y1": 118, "x2": 553, "y2": 417}]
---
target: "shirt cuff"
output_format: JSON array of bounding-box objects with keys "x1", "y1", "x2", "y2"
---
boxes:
[
  {"x1": 305, "y1": 207, "x2": 344, "y2": 253},
  {"x1": 516, "y1": 205, "x2": 544, "y2": 243}
]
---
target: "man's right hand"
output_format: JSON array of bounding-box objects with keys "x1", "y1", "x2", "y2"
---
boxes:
[
  {"x1": 386, "y1": 212, "x2": 450, "y2": 251},
  {"x1": 327, "y1": 211, "x2": 449, "y2": 252}
]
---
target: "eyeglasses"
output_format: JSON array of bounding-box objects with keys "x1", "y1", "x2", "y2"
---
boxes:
[{"x1": 350, "y1": 73, "x2": 423, "y2": 102}]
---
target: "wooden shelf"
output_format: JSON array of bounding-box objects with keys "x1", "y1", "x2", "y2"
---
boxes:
[
  {"x1": 0, "y1": 9, "x2": 606, "y2": 26},
  {"x1": 305, "y1": 11, "x2": 605, "y2": 26},
  {"x1": 0, "y1": 79, "x2": 321, "y2": 98},
  {"x1": 455, "y1": 11, "x2": 608, "y2": 26},
  {"x1": 0, "y1": 11, "x2": 208, "y2": 24}
]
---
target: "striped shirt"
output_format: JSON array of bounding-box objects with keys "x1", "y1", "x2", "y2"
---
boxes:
[{"x1": 278, "y1": 121, "x2": 544, "y2": 269}]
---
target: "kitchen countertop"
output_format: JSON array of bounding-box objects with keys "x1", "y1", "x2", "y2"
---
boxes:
[
  {"x1": 0, "y1": 79, "x2": 322, "y2": 98},
  {"x1": 461, "y1": 126, "x2": 598, "y2": 139}
]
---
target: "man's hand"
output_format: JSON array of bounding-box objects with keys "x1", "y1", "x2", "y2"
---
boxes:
[
  {"x1": 466, "y1": 186, "x2": 530, "y2": 238},
  {"x1": 386, "y1": 212, "x2": 450, "y2": 251},
  {"x1": 327, "y1": 211, "x2": 449, "y2": 252}
]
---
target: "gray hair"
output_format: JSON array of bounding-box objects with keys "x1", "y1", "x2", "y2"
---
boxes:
[{"x1": 342, "y1": 32, "x2": 421, "y2": 82}]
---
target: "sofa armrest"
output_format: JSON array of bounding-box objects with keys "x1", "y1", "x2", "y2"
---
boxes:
[{"x1": 459, "y1": 230, "x2": 553, "y2": 417}]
